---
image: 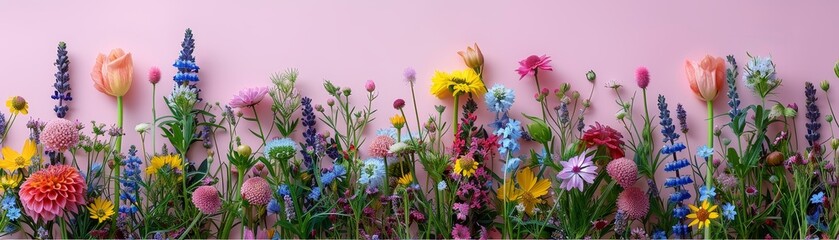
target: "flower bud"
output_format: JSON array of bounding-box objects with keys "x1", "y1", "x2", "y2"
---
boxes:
[
  {"x1": 237, "y1": 144, "x2": 252, "y2": 157},
  {"x1": 714, "y1": 125, "x2": 722, "y2": 136},
  {"x1": 393, "y1": 99, "x2": 405, "y2": 110},
  {"x1": 526, "y1": 119, "x2": 553, "y2": 144},
  {"x1": 766, "y1": 151, "x2": 784, "y2": 166},
  {"x1": 787, "y1": 103, "x2": 798, "y2": 112},
  {"x1": 827, "y1": 115, "x2": 834, "y2": 123},
  {"x1": 135, "y1": 123, "x2": 151, "y2": 133},
  {"x1": 831, "y1": 138, "x2": 839, "y2": 150},
  {"x1": 615, "y1": 110, "x2": 627, "y2": 120},
  {"x1": 834, "y1": 60, "x2": 839, "y2": 79},
  {"x1": 586, "y1": 70, "x2": 596, "y2": 82},
  {"x1": 582, "y1": 99, "x2": 591, "y2": 108},
  {"x1": 783, "y1": 107, "x2": 797, "y2": 118},
  {"x1": 424, "y1": 121, "x2": 437, "y2": 133},
  {"x1": 435, "y1": 105, "x2": 446, "y2": 113},
  {"x1": 822, "y1": 80, "x2": 830, "y2": 92},
  {"x1": 722, "y1": 138, "x2": 731, "y2": 146},
  {"x1": 148, "y1": 66, "x2": 162, "y2": 85},
  {"x1": 457, "y1": 43, "x2": 484, "y2": 70},
  {"x1": 571, "y1": 91, "x2": 580, "y2": 100},
  {"x1": 342, "y1": 88, "x2": 352, "y2": 96},
  {"x1": 365, "y1": 80, "x2": 376, "y2": 92},
  {"x1": 315, "y1": 104, "x2": 324, "y2": 112},
  {"x1": 327, "y1": 99, "x2": 335, "y2": 107},
  {"x1": 560, "y1": 83, "x2": 571, "y2": 94}
]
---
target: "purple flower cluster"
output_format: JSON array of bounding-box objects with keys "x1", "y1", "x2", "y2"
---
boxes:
[
  {"x1": 300, "y1": 97, "x2": 318, "y2": 168},
  {"x1": 51, "y1": 42, "x2": 72, "y2": 118},
  {"x1": 804, "y1": 82, "x2": 821, "y2": 147}
]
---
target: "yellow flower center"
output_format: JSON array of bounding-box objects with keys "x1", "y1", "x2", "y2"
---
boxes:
[
  {"x1": 97, "y1": 209, "x2": 106, "y2": 217},
  {"x1": 695, "y1": 208, "x2": 710, "y2": 222},
  {"x1": 14, "y1": 156, "x2": 26, "y2": 167},
  {"x1": 459, "y1": 158, "x2": 476, "y2": 171},
  {"x1": 10, "y1": 96, "x2": 26, "y2": 110}
]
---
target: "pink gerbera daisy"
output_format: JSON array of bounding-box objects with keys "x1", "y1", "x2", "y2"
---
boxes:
[
  {"x1": 229, "y1": 86, "x2": 269, "y2": 108},
  {"x1": 516, "y1": 55, "x2": 553, "y2": 79},
  {"x1": 556, "y1": 151, "x2": 598, "y2": 191}
]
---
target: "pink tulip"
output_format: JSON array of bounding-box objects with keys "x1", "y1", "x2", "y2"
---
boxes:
[
  {"x1": 685, "y1": 55, "x2": 725, "y2": 102},
  {"x1": 91, "y1": 48, "x2": 134, "y2": 97}
]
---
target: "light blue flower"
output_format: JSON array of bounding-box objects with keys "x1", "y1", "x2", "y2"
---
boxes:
[
  {"x1": 699, "y1": 185, "x2": 716, "y2": 201},
  {"x1": 358, "y1": 158, "x2": 386, "y2": 189},
  {"x1": 267, "y1": 198, "x2": 281, "y2": 214},
  {"x1": 264, "y1": 138, "x2": 299, "y2": 160},
  {"x1": 375, "y1": 127, "x2": 416, "y2": 142},
  {"x1": 722, "y1": 202, "x2": 736, "y2": 220},
  {"x1": 504, "y1": 158, "x2": 521, "y2": 173},
  {"x1": 321, "y1": 171, "x2": 337, "y2": 185},
  {"x1": 1, "y1": 195, "x2": 16, "y2": 210},
  {"x1": 307, "y1": 187, "x2": 322, "y2": 201},
  {"x1": 811, "y1": 192, "x2": 825, "y2": 204},
  {"x1": 3, "y1": 224, "x2": 15, "y2": 234},
  {"x1": 5, "y1": 206, "x2": 20, "y2": 220},
  {"x1": 485, "y1": 84, "x2": 515, "y2": 113},
  {"x1": 437, "y1": 181, "x2": 447, "y2": 190},
  {"x1": 696, "y1": 145, "x2": 714, "y2": 159},
  {"x1": 495, "y1": 118, "x2": 523, "y2": 155},
  {"x1": 277, "y1": 184, "x2": 290, "y2": 197}
]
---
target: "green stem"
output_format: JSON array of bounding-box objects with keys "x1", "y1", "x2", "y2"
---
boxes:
[
  {"x1": 60, "y1": 217, "x2": 67, "y2": 239},
  {"x1": 409, "y1": 82, "x2": 423, "y2": 140},
  {"x1": 452, "y1": 94, "x2": 460, "y2": 138},
  {"x1": 705, "y1": 100, "x2": 713, "y2": 239},
  {"x1": 114, "y1": 96, "x2": 123, "y2": 226},
  {"x1": 151, "y1": 84, "x2": 157, "y2": 155},
  {"x1": 178, "y1": 214, "x2": 203, "y2": 240}
]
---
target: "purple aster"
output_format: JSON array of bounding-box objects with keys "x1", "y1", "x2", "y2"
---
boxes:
[{"x1": 556, "y1": 151, "x2": 598, "y2": 191}]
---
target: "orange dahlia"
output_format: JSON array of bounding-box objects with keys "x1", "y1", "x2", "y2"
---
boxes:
[{"x1": 19, "y1": 165, "x2": 86, "y2": 221}]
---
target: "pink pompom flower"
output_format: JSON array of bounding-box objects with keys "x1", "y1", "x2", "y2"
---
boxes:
[
  {"x1": 516, "y1": 55, "x2": 553, "y2": 80},
  {"x1": 635, "y1": 67, "x2": 650, "y2": 89},
  {"x1": 606, "y1": 157, "x2": 638, "y2": 188},
  {"x1": 40, "y1": 118, "x2": 81, "y2": 152},
  {"x1": 148, "y1": 66, "x2": 162, "y2": 84},
  {"x1": 241, "y1": 177, "x2": 272, "y2": 206},
  {"x1": 368, "y1": 135, "x2": 395, "y2": 159},
  {"x1": 229, "y1": 87, "x2": 269, "y2": 108},
  {"x1": 192, "y1": 186, "x2": 222, "y2": 214},
  {"x1": 617, "y1": 186, "x2": 649, "y2": 220}
]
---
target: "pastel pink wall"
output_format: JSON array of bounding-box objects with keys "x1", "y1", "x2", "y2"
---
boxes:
[{"x1": 1, "y1": 0, "x2": 839, "y2": 212}]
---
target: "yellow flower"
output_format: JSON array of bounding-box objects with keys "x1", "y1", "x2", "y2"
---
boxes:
[
  {"x1": 515, "y1": 168, "x2": 551, "y2": 215},
  {"x1": 0, "y1": 173, "x2": 22, "y2": 193},
  {"x1": 390, "y1": 114, "x2": 406, "y2": 129},
  {"x1": 146, "y1": 154, "x2": 184, "y2": 175},
  {"x1": 5, "y1": 96, "x2": 28, "y2": 115},
  {"x1": 687, "y1": 200, "x2": 719, "y2": 229},
  {"x1": 87, "y1": 197, "x2": 115, "y2": 224},
  {"x1": 0, "y1": 139, "x2": 36, "y2": 172},
  {"x1": 496, "y1": 178, "x2": 521, "y2": 201},
  {"x1": 397, "y1": 173, "x2": 413, "y2": 186},
  {"x1": 430, "y1": 69, "x2": 485, "y2": 99},
  {"x1": 453, "y1": 156, "x2": 479, "y2": 178}
]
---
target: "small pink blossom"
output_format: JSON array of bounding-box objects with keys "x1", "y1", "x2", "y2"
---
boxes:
[
  {"x1": 635, "y1": 66, "x2": 650, "y2": 89},
  {"x1": 516, "y1": 54, "x2": 553, "y2": 80},
  {"x1": 365, "y1": 80, "x2": 376, "y2": 92},
  {"x1": 229, "y1": 87, "x2": 269, "y2": 108},
  {"x1": 452, "y1": 224, "x2": 471, "y2": 240},
  {"x1": 453, "y1": 203, "x2": 469, "y2": 221},
  {"x1": 148, "y1": 66, "x2": 161, "y2": 84}
]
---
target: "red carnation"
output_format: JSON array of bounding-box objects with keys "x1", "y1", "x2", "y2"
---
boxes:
[{"x1": 581, "y1": 122, "x2": 625, "y2": 159}]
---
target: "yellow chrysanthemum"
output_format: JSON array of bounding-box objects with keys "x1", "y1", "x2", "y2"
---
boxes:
[
  {"x1": 146, "y1": 154, "x2": 184, "y2": 175},
  {"x1": 0, "y1": 139, "x2": 37, "y2": 172},
  {"x1": 87, "y1": 197, "x2": 115, "y2": 224},
  {"x1": 390, "y1": 114, "x2": 406, "y2": 129},
  {"x1": 430, "y1": 69, "x2": 485, "y2": 99},
  {"x1": 5, "y1": 96, "x2": 28, "y2": 115},
  {"x1": 496, "y1": 178, "x2": 521, "y2": 202},
  {"x1": 514, "y1": 168, "x2": 551, "y2": 215},
  {"x1": 453, "y1": 156, "x2": 479, "y2": 178},
  {"x1": 397, "y1": 173, "x2": 413, "y2": 186},
  {"x1": 0, "y1": 173, "x2": 22, "y2": 193},
  {"x1": 687, "y1": 200, "x2": 719, "y2": 229}
]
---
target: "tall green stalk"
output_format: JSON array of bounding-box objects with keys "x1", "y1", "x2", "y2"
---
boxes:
[
  {"x1": 114, "y1": 96, "x2": 123, "y2": 214},
  {"x1": 452, "y1": 94, "x2": 460, "y2": 137},
  {"x1": 151, "y1": 84, "x2": 157, "y2": 155},
  {"x1": 705, "y1": 100, "x2": 713, "y2": 239}
]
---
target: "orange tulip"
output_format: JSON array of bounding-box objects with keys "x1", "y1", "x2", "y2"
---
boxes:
[
  {"x1": 91, "y1": 48, "x2": 134, "y2": 97},
  {"x1": 457, "y1": 43, "x2": 484, "y2": 70},
  {"x1": 685, "y1": 55, "x2": 725, "y2": 102}
]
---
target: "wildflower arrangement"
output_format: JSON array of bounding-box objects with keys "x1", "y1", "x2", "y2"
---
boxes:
[{"x1": 1, "y1": 32, "x2": 838, "y2": 240}]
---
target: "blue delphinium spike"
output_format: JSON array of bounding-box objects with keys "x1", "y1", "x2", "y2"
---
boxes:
[
  {"x1": 658, "y1": 95, "x2": 679, "y2": 143},
  {"x1": 52, "y1": 42, "x2": 72, "y2": 118},
  {"x1": 726, "y1": 55, "x2": 742, "y2": 121},
  {"x1": 173, "y1": 28, "x2": 200, "y2": 85}
]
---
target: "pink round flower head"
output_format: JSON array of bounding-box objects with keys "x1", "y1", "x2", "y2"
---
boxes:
[
  {"x1": 393, "y1": 99, "x2": 405, "y2": 110},
  {"x1": 368, "y1": 135, "x2": 395, "y2": 158},
  {"x1": 606, "y1": 157, "x2": 638, "y2": 188},
  {"x1": 40, "y1": 118, "x2": 81, "y2": 152},
  {"x1": 229, "y1": 87, "x2": 269, "y2": 108},
  {"x1": 616, "y1": 186, "x2": 649, "y2": 220},
  {"x1": 365, "y1": 80, "x2": 376, "y2": 92},
  {"x1": 404, "y1": 67, "x2": 417, "y2": 83},
  {"x1": 19, "y1": 165, "x2": 86, "y2": 222},
  {"x1": 516, "y1": 54, "x2": 553, "y2": 80},
  {"x1": 192, "y1": 186, "x2": 221, "y2": 214},
  {"x1": 635, "y1": 66, "x2": 650, "y2": 89},
  {"x1": 148, "y1": 66, "x2": 161, "y2": 84},
  {"x1": 241, "y1": 177, "x2": 271, "y2": 205}
]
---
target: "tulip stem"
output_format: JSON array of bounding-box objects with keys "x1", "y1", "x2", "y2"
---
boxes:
[
  {"x1": 113, "y1": 96, "x2": 123, "y2": 237},
  {"x1": 705, "y1": 100, "x2": 713, "y2": 239}
]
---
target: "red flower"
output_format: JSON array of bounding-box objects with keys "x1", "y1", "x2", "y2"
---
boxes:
[{"x1": 581, "y1": 122, "x2": 625, "y2": 159}]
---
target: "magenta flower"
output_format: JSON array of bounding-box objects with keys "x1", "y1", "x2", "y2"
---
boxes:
[
  {"x1": 516, "y1": 55, "x2": 553, "y2": 80},
  {"x1": 229, "y1": 87, "x2": 269, "y2": 108},
  {"x1": 452, "y1": 224, "x2": 471, "y2": 240},
  {"x1": 556, "y1": 151, "x2": 598, "y2": 191}
]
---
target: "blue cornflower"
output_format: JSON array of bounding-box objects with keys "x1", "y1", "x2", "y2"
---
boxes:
[
  {"x1": 1, "y1": 195, "x2": 16, "y2": 210},
  {"x1": 658, "y1": 95, "x2": 680, "y2": 142},
  {"x1": 699, "y1": 186, "x2": 716, "y2": 201},
  {"x1": 172, "y1": 28, "x2": 200, "y2": 85},
  {"x1": 265, "y1": 138, "x2": 299, "y2": 161},
  {"x1": 485, "y1": 84, "x2": 515, "y2": 113},
  {"x1": 651, "y1": 230, "x2": 667, "y2": 240},
  {"x1": 664, "y1": 176, "x2": 693, "y2": 188},
  {"x1": 333, "y1": 165, "x2": 347, "y2": 180},
  {"x1": 5, "y1": 206, "x2": 21, "y2": 220},
  {"x1": 277, "y1": 184, "x2": 290, "y2": 197},
  {"x1": 496, "y1": 118, "x2": 523, "y2": 155},
  {"x1": 504, "y1": 158, "x2": 521, "y2": 174},
  {"x1": 267, "y1": 198, "x2": 282, "y2": 214},
  {"x1": 321, "y1": 171, "x2": 337, "y2": 185},
  {"x1": 806, "y1": 206, "x2": 827, "y2": 231},
  {"x1": 696, "y1": 145, "x2": 713, "y2": 159},
  {"x1": 660, "y1": 143, "x2": 686, "y2": 155},
  {"x1": 810, "y1": 192, "x2": 825, "y2": 204},
  {"x1": 358, "y1": 158, "x2": 386, "y2": 189},
  {"x1": 722, "y1": 202, "x2": 736, "y2": 220},
  {"x1": 663, "y1": 159, "x2": 690, "y2": 172},
  {"x1": 307, "y1": 187, "x2": 322, "y2": 201}
]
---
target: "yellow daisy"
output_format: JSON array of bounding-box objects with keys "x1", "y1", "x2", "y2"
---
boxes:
[
  {"x1": 515, "y1": 168, "x2": 551, "y2": 215},
  {"x1": 687, "y1": 200, "x2": 719, "y2": 229},
  {"x1": 390, "y1": 114, "x2": 406, "y2": 129},
  {"x1": 0, "y1": 139, "x2": 37, "y2": 172},
  {"x1": 453, "y1": 156, "x2": 479, "y2": 178},
  {"x1": 0, "y1": 173, "x2": 22, "y2": 193},
  {"x1": 397, "y1": 173, "x2": 413, "y2": 186},
  {"x1": 5, "y1": 96, "x2": 28, "y2": 115},
  {"x1": 146, "y1": 154, "x2": 184, "y2": 175},
  {"x1": 87, "y1": 197, "x2": 115, "y2": 224},
  {"x1": 430, "y1": 69, "x2": 485, "y2": 99},
  {"x1": 496, "y1": 178, "x2": 521, "y2": 202}
]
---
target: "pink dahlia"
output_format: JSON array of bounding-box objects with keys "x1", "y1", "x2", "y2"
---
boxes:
[
  {"x1": 556, "y1": 152, "x2": 598, "y2": 191},
  {"x1": 368, "y1": 135, "x2": 395, "y2": 158},
  {"x1": 635, "y1": 66, "x2": 650, "y2": 89},
  {"x1": 241, "y1": 177, "x2": 272, "y2": 205},
  {"x1": 616, "y1": 186, "x2": 649, "y2": 220},
  {"x1": 516, "y1": 55, "x2": 553, "y2": 80},
  {"x1": 40, "y1": 118, "x2": 81, "y2": 152},
  {"x1": 19, "y1": 165, "x2": 86, "y2": 221},
  {"x1": 192, "y1": 186, "x2": 221, "y2": 214},
  {"x1": 229, "y1": 86, "x2": 269, "y2": 108},
  {"x1": 582, "y1": 122, "x2": 625, "y2": 159},
  {"x1": 606, "y1": 157, "x2": 638, "y2": 188}
]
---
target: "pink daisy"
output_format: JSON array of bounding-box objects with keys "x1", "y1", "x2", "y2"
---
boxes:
[
  {"x1": 229, "y1": 86, "x2": 269, "y2": 108},
  {"x1": 516, "y1": 55, "x2": 553, "y2": 79},
  {"x1": 452, "y1": 224, "x2": 471, "y2": 240},
  {"x1": 453, "y1": 202, "x2": 469, "y2": 221},
  {"x1": 556, "y1": 151, "x2": 598, "y2": 191}
]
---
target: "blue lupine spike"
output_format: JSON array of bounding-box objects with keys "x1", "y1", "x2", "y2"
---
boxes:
[
  {"x1": 173, "y1": 29, "x2": 200, "y2": 85},
  {"x1": 52, "y1": 42, "x2": 71, "y2": 118},
  {"x1": 658, "y1": 95, "x2": 680, "y2": 142},
  {"x1": 726, "y1": 55, "x2": 742, "y2": 121}
]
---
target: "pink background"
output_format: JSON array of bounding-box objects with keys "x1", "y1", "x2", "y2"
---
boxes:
[{"x1": 1, "y1": 0, "x2": 839, "y2": 234}]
